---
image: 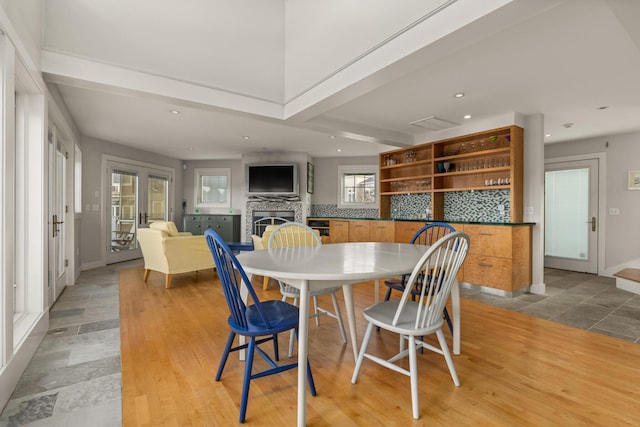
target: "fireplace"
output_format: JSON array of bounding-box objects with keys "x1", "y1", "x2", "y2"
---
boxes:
[{"x1": 245, "y1": 201, "x2": 304, "y2": 240}]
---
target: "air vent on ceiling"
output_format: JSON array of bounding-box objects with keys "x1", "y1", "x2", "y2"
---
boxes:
[{"x1": 409, "y1": 116, "x2": 460, "y2": 131}]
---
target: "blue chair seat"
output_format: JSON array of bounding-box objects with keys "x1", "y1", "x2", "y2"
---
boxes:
[{"x1": 232, "y1": 301, "x2": 300, "y2": 335}]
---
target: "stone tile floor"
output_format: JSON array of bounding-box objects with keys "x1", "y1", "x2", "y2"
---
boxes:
[
  {"x1": 461, "y1": 268, "x2": 640, "y2": 343},
  {"x1": 1, "y1": 263, "x2": 639, "y2": 426}
]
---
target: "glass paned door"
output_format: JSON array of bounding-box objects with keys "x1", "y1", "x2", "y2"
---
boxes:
[
  {"x1": 107, "y1": 161, "x2": 172, "y2": 264},
  {"x1": 110, "y1": 169, "x2": 139, "y2": 261},
  {"x1": 148, "y1": 175, "x2": 169, "y2": 223},
  {"x1": 544, "y1": 159, "x2": 598, "y2": 273}
]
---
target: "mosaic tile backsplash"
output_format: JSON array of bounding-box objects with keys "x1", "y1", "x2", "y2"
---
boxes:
[
  {"x1": 311, "y1": 205, "x2": 378, "y2": 219},
  {"x1": 311, "y1": 189, "x2": 511, "y2": 223}
]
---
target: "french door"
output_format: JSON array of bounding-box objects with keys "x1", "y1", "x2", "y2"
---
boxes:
[
  {"x1": 544, "y1": 158, "x2": 598, "y2": 274},
  {"x1": 106, "y1": 159, "x2": 173, "y2": 264},
  {"x1": 48, "y1": 128, "x2": 68, "y2": 304}
]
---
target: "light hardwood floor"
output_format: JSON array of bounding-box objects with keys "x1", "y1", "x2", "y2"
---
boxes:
[{"x1": 120, "y1": 267, "x2": 640, "y2": 426}]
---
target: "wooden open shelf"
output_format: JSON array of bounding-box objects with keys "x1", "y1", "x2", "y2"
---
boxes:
[{"x1": 379, "y1": 125, "x2": 523, "y2": 222}]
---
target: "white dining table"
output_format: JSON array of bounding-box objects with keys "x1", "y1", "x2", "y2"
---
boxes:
[{"x1": 237, "y1": 241, "x2": 461, "y2": 427}]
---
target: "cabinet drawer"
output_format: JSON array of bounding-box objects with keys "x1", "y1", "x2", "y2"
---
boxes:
[
  {"x1": 463, "y1": 225, "x2": 512, "y2": 258},
  {"x1": 394, "y1": 222, "x2": 425, "y2": 243},
  {"x1": 184, "y1": 215, "x2": 201, "y2": 222},
  {"x1": 213, "y1": 215, "x2": 233, "y2": 223},
  {"x1": 464, "y1": 255, "x2": 512, "y2": 290}
]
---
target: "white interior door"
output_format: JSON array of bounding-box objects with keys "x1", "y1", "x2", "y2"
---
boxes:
[
  {"x1": 544, "y1": 158, "x2": 598, "y2": 273},
  {"x1": 48, "y1": 129, "x2": 67, "y2": 304},
  {"x1": 107, "y1": 160, "x2": 172, "y2": 264}
]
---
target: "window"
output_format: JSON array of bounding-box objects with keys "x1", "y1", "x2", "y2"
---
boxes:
[
  {"x1": 194, "y1": 168, "x2": 230, "y2": 208},
  {"x1": 337, "y1": 165, "x2": 378, "y2": 208}
]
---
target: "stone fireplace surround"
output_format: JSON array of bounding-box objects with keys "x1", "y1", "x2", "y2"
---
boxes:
[{"x1": 244, "y1": 200, "x2": 305, "y2": 240}]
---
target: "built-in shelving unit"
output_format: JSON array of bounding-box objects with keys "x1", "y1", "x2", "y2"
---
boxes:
[{"x1": 379, "y1": 125, "x2": 523, "y2": 222}]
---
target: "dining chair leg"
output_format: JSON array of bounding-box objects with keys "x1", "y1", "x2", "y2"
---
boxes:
[
  {"x1": 408, "y1": 335, "x2": 419, "y2": 420},
  {"x1": 313, "y1": 295, "x2": 320, "y2": 326},
  {"x1": 351, "y1": 322, "x2": 375, "y2": 383},
  {"x1": 216, "y1": 332, "x2": 236, "y2": 381},
  {"x1": 330, "y1": 293, "x2": 348, "y2": 343},
  {"x1": 443, "y1": 307, "x2": 453, "y2": 334},
  {"x1": 287, "y1": 296, "x2": 299, "y2": 358},
  {"x1": 239, "y1": 337, "x2": 256, "y2": 423},
  {"x1": 273, "y1": 334, "x2": 280, "y2": 361},
  {"x1": 436, "y1": 328, "x2": 460, "y2": 386}
]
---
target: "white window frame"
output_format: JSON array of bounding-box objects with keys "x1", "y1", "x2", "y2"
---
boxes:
[
  {"x1": 337, "y1": 165, "x2": 379, "y2": 209},
  {"x1": 194, "y1": 168, "x2": 231, "y2": 208}
]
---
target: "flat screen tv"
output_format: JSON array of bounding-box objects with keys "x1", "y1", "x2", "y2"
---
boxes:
[{"x1": 246, "y1": 163, "x2": 299, "y2": 198}]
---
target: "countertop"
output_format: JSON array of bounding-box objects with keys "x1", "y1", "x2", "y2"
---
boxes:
[{"x1": 307, "y1": 217, "x2": 535, "y2": 226}]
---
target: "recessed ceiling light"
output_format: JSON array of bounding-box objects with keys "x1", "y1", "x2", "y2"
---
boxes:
[
  {"x1": 242, "y1": 136, "x2": 250, "y2": 140},
  {"x1": 562, "y1": 123, "x2": 574, "y2": 128},
  {"x1": 169, "y1": 109, "x2": 181, "y2": 114},
  {"x1": 596, "y1": 106, "x2": 609, "y2": 110},
  {"x1": 185, "y1": 147, "x2": 193, "y2": 151},
  {"x1": 545, "y1": 134, "x2": 552, "y2": 138},
  {"x1": 336, "y1": 148, "x2": 342, "y2": 152},
  {"x1": 463, "y1": 114, "x2": 471, "y2": 119},
  {"x1": 329, "y1": 135, "x2": 336, "y2": 139},
  {"x1": 454, "y1": 93, "x2": 465, "y2": 98}
]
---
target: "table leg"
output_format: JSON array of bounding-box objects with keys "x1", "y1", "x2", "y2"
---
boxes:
[
  {"x1": 341, "y1": 283, "x2": 359, "y2": 361},
  {"x1": 374, "y1": 279, "x2": 379, "y2": 304},
  {"x1": 451, "y1": 280, "x2": 460, "y2": 355},
  {"x1": 297, "y1": 280, "x2": 310, "y2": 427}
]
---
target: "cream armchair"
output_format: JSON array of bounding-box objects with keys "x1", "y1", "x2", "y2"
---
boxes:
[{"x1": 137, "y1": 221, "x2": 214, "y2": 288}]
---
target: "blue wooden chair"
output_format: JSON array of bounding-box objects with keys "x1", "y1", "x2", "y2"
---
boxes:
[
  {"x1": 205, "y1": 229, "x2": 316, "y2": 423},
  {"x1": 383, "y1": 222, "x2": 456, "y2": 333}
]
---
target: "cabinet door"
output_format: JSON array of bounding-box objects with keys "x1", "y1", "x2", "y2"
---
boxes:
[
  {"x1": 369, "y1": 221, "x2": 394, "y2": 242},
  {"x1": 184, "y1": 215, "x2": 202, "y2": 235},
  {"x1": 349, "y1": 220, "x2": 370, "y2": 242},
  {"x1": 330, "y1": 220, "x2": 349, "y2": 243},
  {"x1": 212, "y1": 215, "x2": 240, "y2": 242}
]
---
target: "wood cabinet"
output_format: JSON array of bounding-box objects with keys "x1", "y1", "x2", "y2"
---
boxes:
[
  {"x1": 308, "y1": 217, "x2": 532, "y2": 294},
  {"x1": 369, "y1": 221, "x2": 394, "y2": 242},
  {"x1": 329, "y1": 219, "x2": 349, "y2": 243},
  {"x1": 348, "y1": 220, "x2": 370, "y2": 242},
  {"x1": 394, "y1": 221, "x2": 425, "y2": 243},
  {"x1": 183, "y1": 214, "x2": 241, "y2": 242},
  {"x1": 461, "y1": 224, "x2": 532, "y2": 294},
  {"x1": 379, "y1": 125, "x2": 523, "y2": 222}
]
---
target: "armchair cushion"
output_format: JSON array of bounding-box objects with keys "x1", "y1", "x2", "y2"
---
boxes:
[{"x1": 150, "y1": 221, "x2": 181, "y2": 237}]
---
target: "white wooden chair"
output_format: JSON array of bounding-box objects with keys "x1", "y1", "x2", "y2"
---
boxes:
[
  {"x1": 351, "y1": 231, "x2": 470, "y2": 420},
  {"x1": 267, "y1": 222, "x2": 348, "y2": 357}
]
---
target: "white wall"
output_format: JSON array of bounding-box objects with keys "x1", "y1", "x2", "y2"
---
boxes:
[
  {"x1": 182, "y1": 158, "x2": 244, "y2": 219},
  {"x1": 0, "y1": 0, "x2": 42, "y2": 70},
  {"x1": 313, "y1": 156, "x2": 379, "y2": 205},
  {"x1": 80, "y1": 136, "x2": 184, "y2": 268},
  {"x1": 545, "y1": 131, "x2": 640, "y2": 272}
]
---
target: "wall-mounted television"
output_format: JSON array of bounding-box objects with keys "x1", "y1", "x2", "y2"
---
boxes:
[{"x1": 246, "y1": 163, "x2": 299, "y2": 198}]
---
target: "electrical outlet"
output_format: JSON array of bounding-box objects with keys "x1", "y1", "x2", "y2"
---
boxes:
[
  {"x1": 525, "y1": 206, "x2": 534, "y2": 215},
  {"x1": 609, "y1": 208, "x2": 620, "y2": 215}
]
